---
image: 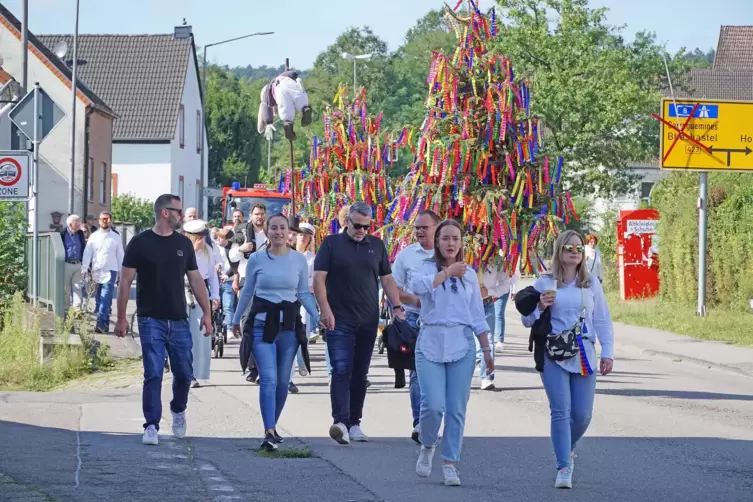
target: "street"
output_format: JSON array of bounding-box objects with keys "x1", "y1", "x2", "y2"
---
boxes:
[{"x1": 1, "y1": 308, "x2": 752, "y2": 502}]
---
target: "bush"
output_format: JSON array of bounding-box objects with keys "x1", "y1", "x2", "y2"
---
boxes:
[
  {"x1": 596, "y1": 210, "x2": 619, "y2": 292},
  {"x1": 111, "y1": 193, "x2": 154, "y2": 232},
  {"x1": 652, "y1": 172, "x2": 753, "y2": 311},
  {"x1": 0, "y1": 202, "x2": 28, "y2": 304}
]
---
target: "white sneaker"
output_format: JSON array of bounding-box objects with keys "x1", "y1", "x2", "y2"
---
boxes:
[
  {"x1": 349, "y1": 424, "x2": 368, "y2": 442},
  {"x1": 495, "y1": 342, "x2": 504, "y2": 353},
  {"x1": 481, "y1": 378, "x2": 495, "y2": 390},
  {"x1": 142, "y1": 425, "x2": 158, "y2": 446},
  {"x1": 415, "y1": 446, "x2": 435, "y2": 477},
  {"x1": 442, "y1": 464, "x2": 461, "y2": 486},
  {"x1": 171, "y1": 411, "x2": 187, "y2": 439},
  {"x1": 298, "y1": 366, "x2": 309, "y2": 377},
  {"x1": 555, "y1": 467, "x2": 572, "y2": 489},
  {"x1": 329, "y1": 423, "x2": 350, "y2": 445}
]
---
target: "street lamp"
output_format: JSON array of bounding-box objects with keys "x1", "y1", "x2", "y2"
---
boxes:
[
  {"x1": 200, "y1": 31, "x2": 273, "y2": 215},
  {"x1": 341, "y1": 52, "x2": 372, "y2": 90}
]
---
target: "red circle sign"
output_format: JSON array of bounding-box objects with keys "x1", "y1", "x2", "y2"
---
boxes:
[{"x1": 0, "y1": 157, "x2": 22, "y2": 187}]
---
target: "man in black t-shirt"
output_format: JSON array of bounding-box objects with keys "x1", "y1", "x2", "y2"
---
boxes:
[
  {"x1": 313, "y1": 202, "x2": 405, "y2": 445},
  {"x1": 114, "y1": 194, "x2": 212, "y2": 447}
]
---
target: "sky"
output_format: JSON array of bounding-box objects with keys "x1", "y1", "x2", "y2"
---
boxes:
[{"x1": 3, "y1": 0, "x2": 752, "y2": 69}]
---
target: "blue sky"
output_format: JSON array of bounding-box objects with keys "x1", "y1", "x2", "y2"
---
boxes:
[{"x1": 4, "y1": 0, "x2": 752, "y2": 69}]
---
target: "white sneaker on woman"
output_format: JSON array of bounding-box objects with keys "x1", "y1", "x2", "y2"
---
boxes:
[
  {"x1": 415, "y1": 446, "x2": 435, "y2": 477},
  {"x1": 555, "y1": 467, "x2": 572, "y2": 489},
  {"x1": 442, "y1": 464, "x2": 461, "y2": 486}
]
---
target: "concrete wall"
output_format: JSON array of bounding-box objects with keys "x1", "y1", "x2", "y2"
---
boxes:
[
  {"x1": 86, "y1": 111, "x2": 114, "y2": 218},
  {"x1": 111, "y1": 142, "x2": 171, "y2": 202}
]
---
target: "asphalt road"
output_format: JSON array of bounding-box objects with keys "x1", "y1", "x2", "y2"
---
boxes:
[{"x1": 1, "y1": 311, "x2": 752, "y2": 502}]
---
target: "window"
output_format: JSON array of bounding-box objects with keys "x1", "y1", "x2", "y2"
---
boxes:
[
  {"x1": 111, "y1": 173, "x2": 118, "y2": 198},
  {"x1": 99, "y1": 162, "x2": 107, "y2": 204},
  {"x1": 179, "y1": 104, "x2": 185, "y2": 148},
  {"x1": 195, "y1": 179, "x2": 201, "y2": 209},
  {"x1": 196, "y1": 110, "x2": 202, "y2": 153},
  {"x1": 178, "y1": 175, "x2": 185, "y2": 202},
  {"x1": 640, "y1": 182, "x2": 654, "y2": 201},
  {"x1": 87, "y1": 158, "x2": 93, "y2": 201}
]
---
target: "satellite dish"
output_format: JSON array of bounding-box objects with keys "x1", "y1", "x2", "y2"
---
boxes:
[{"x1": 53, "y1": 40, "x2": 68, "y2": 60}]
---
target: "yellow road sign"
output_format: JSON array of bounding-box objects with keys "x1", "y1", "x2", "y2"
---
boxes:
[{"x1": 659, "y1": 98, "x2": 753, "y2": 171}]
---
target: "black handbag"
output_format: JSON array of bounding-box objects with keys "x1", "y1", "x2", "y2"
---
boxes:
[{"x1": 383, "y1": 318, "x2": 418, "y2": 355}]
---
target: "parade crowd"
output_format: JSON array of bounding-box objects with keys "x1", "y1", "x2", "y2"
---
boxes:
[{"x1": 54, "y1": 193, "x2": 617, "y2": 490}]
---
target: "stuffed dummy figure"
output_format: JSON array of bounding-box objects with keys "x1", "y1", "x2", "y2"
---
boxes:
[{"x1": 257, "y1": 71, "x2": 313, "y2": 141}]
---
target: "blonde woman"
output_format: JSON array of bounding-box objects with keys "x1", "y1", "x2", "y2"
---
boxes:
[
  {"x1": 183, "y1": 220, "x2": 220, "y2": 388},
  {"x1": 521, "y1": 230, "x2": 614, "y2": 489}
]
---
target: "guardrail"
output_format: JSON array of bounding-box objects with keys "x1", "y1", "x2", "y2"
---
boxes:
[{"x1": 25, "y1": 231, "x2": 66, "y2": 318}]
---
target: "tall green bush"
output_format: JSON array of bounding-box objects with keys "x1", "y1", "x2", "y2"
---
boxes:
[
  {"x1": 0, "y1": 203, "x2": 28, "y2": 305},
  {"x1": 652, "y1": 172, "x2": 753, "y2": 311}
]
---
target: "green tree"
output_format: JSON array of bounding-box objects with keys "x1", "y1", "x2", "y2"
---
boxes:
[
  {"x1": 110, "y1": 194, "x2": 154, "y2": 231},
  {"x1": 0, "y1": 203, "x2": 28, "y2": 305},
  {"x1": 493, "y1": 0, "x2": 694, "y2": 198}
]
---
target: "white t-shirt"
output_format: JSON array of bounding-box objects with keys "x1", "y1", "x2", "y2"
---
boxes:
[{"x1": 392, "y1": 242, "x2": 434, "y2": 314}]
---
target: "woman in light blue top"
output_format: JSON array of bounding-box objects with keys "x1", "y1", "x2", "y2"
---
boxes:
[
  {"x1": 522, "y1": 229, "x2": 614, "y2": 489},
  {"x1": 409, "y1": 219, "x2": 494, "y2": 487},
  {"x1": 231, "y1": 214, "x2": 319, "y2": 452}
]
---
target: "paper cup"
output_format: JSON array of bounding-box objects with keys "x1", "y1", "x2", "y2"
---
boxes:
[{"x1": 540, "y1": 276, "x2": 557, "y2": 294}]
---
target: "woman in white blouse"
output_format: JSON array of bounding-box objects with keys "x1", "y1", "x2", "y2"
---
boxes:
[
  {"x1": 522, "y1": 230, "x2": 614, "y2": 489},
  {"x1": 409, "y1": 219, "x2": 494, "y2": 487},
  {"x1": 183, "y1": 220, "x2": 220, "y2": 388}
]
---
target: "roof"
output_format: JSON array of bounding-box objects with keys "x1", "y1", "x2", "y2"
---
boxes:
[
  {"x1": 673, "y1": 68, "x2": 753, "y2": 101},
  {"x1": 714, "y1": 26, "x2": 753, "y2": 71},
  {"x1": 37, "y1": 33, "x2": 197, "y2": 141},
  {"x1": 0, "y1": 4, "x2": 115, "y2": 117}
]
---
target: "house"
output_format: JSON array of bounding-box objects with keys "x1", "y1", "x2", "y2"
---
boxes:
[
  {"x1": 38, "y1": 25, "x2": 208, "y2": 216},
  {"x1": 0, "y1": 4, "x2": 116, "y2": 229},
  {"x1": 592, "y1": 26, "x2": 753, "y2": 228}
]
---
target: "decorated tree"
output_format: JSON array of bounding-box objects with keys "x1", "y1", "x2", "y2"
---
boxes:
[
  {"x1": 289, "y1": 86, "x2": 412, "y2": 244},
  {"x1": 385, "y1": 0, "x2": 577, "y2": 274}
]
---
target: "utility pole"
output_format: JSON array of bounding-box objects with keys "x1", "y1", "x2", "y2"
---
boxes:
[
  {"x1": 20, "y1": 0, "x2": 28, "y2": 92},
  {"x1": 68, "y1": 0, "x2": 80, "y2": 215}
]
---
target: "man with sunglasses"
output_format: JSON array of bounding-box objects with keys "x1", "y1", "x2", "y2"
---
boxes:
[
  {"x1": 115, "y1": 194, "x2": 212, "y2": 446},
  {"x1": 391, "y1": 209, "x2": 439, "y2": 443},
  {"x1": 314, "y1": 202, "x2": 405, "y2": 445},
  {"x1": 81, "y1": 212, "x2": 124, "y2": 333}
]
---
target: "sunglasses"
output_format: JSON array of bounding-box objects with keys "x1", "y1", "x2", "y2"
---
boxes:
[
  {"x1": 165, "y1": 207, "x2": 183, "y2": 216},
  {"x1": 349, "y1": 219, "x2": 370, "y2": 231},
  {"x1": 450, "y1": 277, "x2": 459, "y2": 293},
  {"x1": 564, "y1": 244, "x2": 584, "y2": 253},
  {"x1": 414, "y1": 225, "x2": 431, "y2": 232},
  {"x1": 99, "y1": 217, "x2": 110, "y2": 222}
]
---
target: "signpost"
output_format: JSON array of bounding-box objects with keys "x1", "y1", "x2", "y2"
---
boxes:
[
  {"x1": 9, "y1": 83, "x2": 65, "y2": 305},
  {"x1": 655, "y1": 97, "x2": 753, "y2": 317}
]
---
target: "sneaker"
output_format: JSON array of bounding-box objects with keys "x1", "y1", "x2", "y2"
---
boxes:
[
  {"x1": 481, "y1": 378, "x2": 495, "y2": 391},
  {"x1": 329, "y1": 423, "x2": 350, "y2": 445},
  {"x1": 272, "y1": 429, "x2": 284, "y2": 444},
  {"x1": 555, "y1": 467, "x2": 572, "y2": 489},
  {"x1": 411, "y1": 424, "x2": 420, "y2": 444},
  {"x1": 288, "y1": 382, "x2": 299, "y2": 394},
  {"x1": 415, "y1": 446, "x2": 435, "y2": 477},
  {"x1": 495, "y1": 342, "x2": 505, "y2": 353},
  {"x1": 349, "y1": 425, "x2": 368, "y2": 442},
  {"x1": 298, "y1": 366, "x2": 309, "y2": 377},
  {"x1": 442, "y1": 464, "x2": 461, "y2": 486},
  {"x1": 301, "y1": 105, "x2": 313, "y2": 127},
  {"x1": 171, "y1": 411, "x2": 187, "y2": 439},
  {"x1": 260, "y1": 432, "x2": 278, "y2": 452},
  {"x1": 142, "y1": 425, "x2": 158, "y2": 446},
  {"x1": 191, "y1": 379, "x2": 201, "y2": 388}
]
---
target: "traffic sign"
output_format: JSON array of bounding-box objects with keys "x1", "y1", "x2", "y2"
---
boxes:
[
  {"x1": 658, "y1": 98, "x2": 753, "y2": 171},
  {"x1": 0, "y1": 151, "x2": 30, "y2": 200},
  {"x1": 9, "y1": 86, "x2": 65, "y2": 143}
]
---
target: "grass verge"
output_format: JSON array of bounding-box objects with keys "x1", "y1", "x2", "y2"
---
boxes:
[
  {"x1": 0, "y1": 294, "x2": 115, "y2": 391},
  {"x1": 257, "y1": 447, "x2": 313, "y2": 459},
  {"x1": 606, "y1": 291, "x2": 753, "y2": 346}
]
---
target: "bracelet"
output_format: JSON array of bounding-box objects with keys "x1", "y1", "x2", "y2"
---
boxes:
[{"x1": 481, "y1": 346, "x2": 491, "y2": 353}]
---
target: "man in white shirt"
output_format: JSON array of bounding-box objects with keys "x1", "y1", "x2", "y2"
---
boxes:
[
  {"x1": 82, "y1": 212, "x2": 124, "y2": 333},
  {"x1": 240, "y1": 203, "x2": 268, "y2": 255},
  {"x1": 391, "y1": 209, "x2": 439, "y2": 443}
]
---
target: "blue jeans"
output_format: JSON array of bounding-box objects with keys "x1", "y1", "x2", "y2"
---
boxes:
[
  {"x1": 476, "y1": 302, "x2": 496, "y2": 380},
  {"x1": 540, "y1": 355, "x2": 597, "y2": 469},
  {"x1": 220, "y1": 280, "x2": 236, "y2": 329},
  {"x1": 325, "y1": 343, "x2": 332, "y2": 376},
  {"x1": 404, "y1": 311, "x2": 421, "y2": 427},
  {"x1": 415, "y1": 326, "x2": 476, "y2": 463},
  {"x1": 138, "y1": 317, "x2": 193, "y2": 430},
  {"x1": 96, "y1": 271, "x2": 117, "y2": 331},
  {"x1": 493, "y1": 293, "x2": 509, "y2": 344},
  {"x1": 252, "y1": 319, "x2": 299, "y2": 431},
  {"x1": 327, "y1": 319, "x2": 378, "y2": 427}
]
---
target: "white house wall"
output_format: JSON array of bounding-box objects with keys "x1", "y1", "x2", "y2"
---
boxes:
[
  {"x1": 112, "y1": 143, "x2": 171, "y2": 202},
  {"x1": 591, "y1": 167, "x2": 666, "y2": 230},
  {"x1": 169, "y1": 48, "x2": 207, "y2": 216}
]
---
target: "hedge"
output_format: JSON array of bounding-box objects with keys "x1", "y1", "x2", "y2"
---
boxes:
[{"x1": 652, "y1": 172, "x2": 753, "y2": 311}]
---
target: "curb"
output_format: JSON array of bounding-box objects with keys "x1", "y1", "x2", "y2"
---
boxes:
[{"x1": 628, "y1": 345, "x2": 753, "y2": 379}]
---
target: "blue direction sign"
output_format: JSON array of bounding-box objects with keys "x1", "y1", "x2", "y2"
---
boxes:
[
  {"x1": 9, "y1": 86, "x2": 65, "y2": 143},
  {"x1": 668, "y1": 103, "x2": 719, "y2": 119}
]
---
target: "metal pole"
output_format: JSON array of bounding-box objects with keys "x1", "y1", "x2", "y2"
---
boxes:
[
  {"x1": 697, "y1": 171, "x2": 708, "y2": 316},
  {"x1": 353, "y1": 59, "x2": 357, "y2": 90},
  {"x1": 20, "y1": 0, "x2": 28, "y2": 92},
  {"x1": 200, "y1": 45, "x2": 207, "y2": 216},
  {"x1": 32, "y1": 84, "x2": 40, "y2": 306},
  {"x1": 267, "y1": 137, "x2": 271, "y2": 176},
  {"x1": 285, "y1": 57, "x2": 296, "y2": 216},
  {"x1": 68, "y1": 0, "x2": 80, "y2": 215}
]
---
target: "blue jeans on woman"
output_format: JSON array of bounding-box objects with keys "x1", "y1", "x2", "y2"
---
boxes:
[
  {"x1": 475, "y1": 302, "x2": 496, "y2": 380},
  {"x1": 252, "y1": 319, "x2": 299, "y2": 431},
  {"x1": 540, "y1": 355, "x2": 597, "y2": 469},
  {"x1": 493, "y1": 293, "x2": 510, "y2": 344},
  {"x1": 220, "y1": 281, "x2": 237, "y2": 331},
  {"x1": 415, "y1": 326, "x2": 476, "y2": 463}
]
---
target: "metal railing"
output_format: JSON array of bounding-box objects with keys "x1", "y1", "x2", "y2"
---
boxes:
[{"x1": 26, "y1": 231, "x2": 66, "y2": 318}]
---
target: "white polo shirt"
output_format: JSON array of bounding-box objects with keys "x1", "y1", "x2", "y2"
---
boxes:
[{"x1": 391, "y1": 242, "x2": 434, "y2": 315}]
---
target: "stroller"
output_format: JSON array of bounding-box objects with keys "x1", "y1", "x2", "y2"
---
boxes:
[{"x1": 211, "y1": 273, "x2": 226, "y2": 358}]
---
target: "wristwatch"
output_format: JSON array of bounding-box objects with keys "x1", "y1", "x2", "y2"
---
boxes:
[{"x1": 392, "y1": 304, "x2": 405, "y2": 312}]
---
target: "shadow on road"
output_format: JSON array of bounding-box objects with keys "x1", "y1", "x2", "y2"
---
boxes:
[{"x1": 596, "y1": 388, "x2": 753, "y2": 401}]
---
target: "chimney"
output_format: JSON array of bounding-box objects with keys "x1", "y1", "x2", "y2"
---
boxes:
[{"x1": 174, "y1": 21, "x2": 192, "y2": 40}]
